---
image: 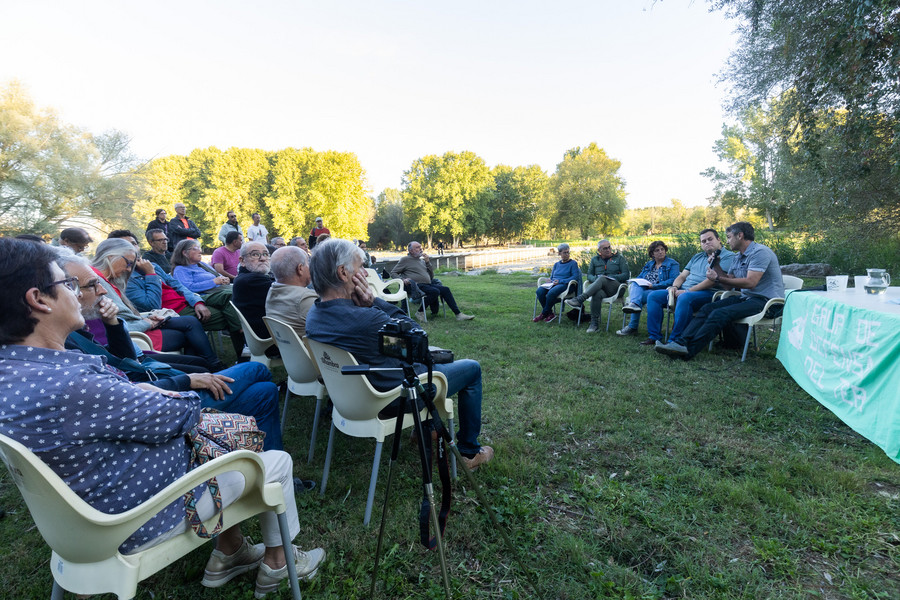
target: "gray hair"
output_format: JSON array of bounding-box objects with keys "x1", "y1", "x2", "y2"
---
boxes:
[
  {"x1": 597, "y1": 239, "x2": 610, "y2": 248},
  {"x1": 92, "y1": 238, "x2": 137, "y2": 284},
  {"x1": 407, "y1": 241, "x2": 420, "y2": 253},
  {"x1": 53, "y1": 246, "x2": 91, "y2": 270},
  {"x1": 270, "y1": 246, "x2": 308, "y2": 282},
  {"x1": 90, "y1": 237, "x2": 139, "y2": 311},
  {"x1": 309, "y1": 238, "x2": 364, "y2": 296},
  {"x1": 240, "y1": 241, "x2": 267, "y2": 258},
  {"x1": 557, "y1": 243, "x2": 570, "y2": 252}
]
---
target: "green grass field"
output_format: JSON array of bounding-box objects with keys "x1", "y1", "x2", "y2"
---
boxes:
[{"x1": 2, "y1": 273, "x2": 898, "y2": 599}]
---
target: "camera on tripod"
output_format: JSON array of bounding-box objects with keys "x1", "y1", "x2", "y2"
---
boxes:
[{"x1": 379, "y1": 318, "x2": 430, "y2": 364}]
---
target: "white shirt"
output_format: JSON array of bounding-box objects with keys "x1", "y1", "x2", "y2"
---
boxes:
[{"x1": 247, "y1": 223, "x2": 269, "y2": 243}]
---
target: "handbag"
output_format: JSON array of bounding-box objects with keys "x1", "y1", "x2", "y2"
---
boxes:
[{"x1": 183, "y1": 409, "x2": 266, "y2": 537}]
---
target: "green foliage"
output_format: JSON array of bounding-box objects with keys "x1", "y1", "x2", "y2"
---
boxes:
[
  {"x1": 401, "y1": 151, "x2": 494, "y2": 248},
  {"x1": 489, "y1": 164, "x2": 549, "y2": 243},
  {"x1": 135, "y1": 146, "x2": 370, "y2": 248},
  {"x1": 1, "y1": 80, "x2": 142, "y2": 236},
  {"x1": 368, "y1": 188, "x2": 409, "y2": 250},
  {"x1": 549, "y1": 143, "x2": 627, "y2": 239}
]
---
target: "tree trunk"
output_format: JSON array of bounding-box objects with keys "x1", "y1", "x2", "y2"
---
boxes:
[{"x1": 765, "y1": 208, "x2": 774, "y2": 231}]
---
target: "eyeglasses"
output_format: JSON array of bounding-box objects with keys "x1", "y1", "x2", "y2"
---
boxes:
[
  {"x1": 120, "y1": 257, "x2": 135, "y2": 269},
  {"x1": 246, "y1": 251, "x2": 270, "y2": 259},
  {"x1": 79, "y1": 279, "x2": 104, "y2": 292},
  {"x1": 45, "y1": 277, "x2": 80, "y2": 293}
]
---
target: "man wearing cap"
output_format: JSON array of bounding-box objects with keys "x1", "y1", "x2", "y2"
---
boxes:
[
  {"x1": 308, "y1": 217, "x2": 330, "y2": 249},
  {"x1": 58, "y1": 227, "x2": 93, "y2": 254}
]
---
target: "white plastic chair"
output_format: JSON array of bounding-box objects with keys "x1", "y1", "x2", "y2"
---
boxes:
[
  {"x1": 0, "y1": 434, "x2": 301, "y2": 600},
  {"x1": 304, "y1": 338, "x2": 455, "y2": 525},
  {"x1": 731, "y1": 274, "x2": 804, "y2": 361},
  {"x1": 128, "y1": 331, "x2": 183, "y2": 354},
  {"x1": 365, "y1": 268, "x2": 410, "y2": 314},
  {"x1": 533, "y1": 278, "x2": 580, "y2": 324},
  {"x1": 229, "y1": 301, "x2": 283, "y2": 370},
  {"x1": 264, "y1": 316, "x2": 327, "y2": 463},
  {"x1": 578, "y1": 282, "x2": 628, "y2": 331}
]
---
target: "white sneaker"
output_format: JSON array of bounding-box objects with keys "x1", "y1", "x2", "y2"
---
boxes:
[
  {"x1": 456, "y1": 312, "x2": 475, "y2": 321},
  {"x1": 622, "y1": 303, "x2": 642, "y2": 314},
  {"x1": 586, "y1": 323, "x2": 599, "y2": 333},
  {"x1": 413, "y1": 310, "x2": 425, "y2": 322},
  {"x1": 616, "y1": 325, "x2": 637, "y2": 336},
  {"x1": 254, "y1": 546, "x2": 326, "y2": 598}
]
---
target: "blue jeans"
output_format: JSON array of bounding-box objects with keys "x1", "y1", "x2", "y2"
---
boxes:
[
  {"x1": 675, "y1": 295, "x2": 767, "y2": 358},
  {"x1": 197, "y1": 362, "x2": 283, "y2": 451},
  {"x1": 626, "y1": 283, "x2": 652, "y2": 329},
  {"x1": 536, "y1": 283, "x2": 569, "y2": 316},
  {"x1": 434, "y1": 359, "x2": 483, "y2": 456},
  {"x1": 646, "y1": 289, "x2": 715, "y2": 342}
]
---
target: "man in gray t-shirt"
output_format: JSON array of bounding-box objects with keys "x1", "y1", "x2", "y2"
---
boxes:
[
  {"x1": 656, "y1": 222, "x2": 784, "y2": 359},
  {"x1": 643, "y1": 229, "x2": 735, "y2": 345}
]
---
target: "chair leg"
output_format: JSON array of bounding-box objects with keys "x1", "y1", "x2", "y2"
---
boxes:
[
  {"x1": 51, "y1": 581, "x2": 65, "y2": 600},
  {"x1": 420, "y1": 297, "x2": 428, "y2": 322},
  {"x1": 605, "y1": 302, "x2": 613, "y2": 331},
  {"x1": 276, "y1": 511, "x2": 302, "y2": 600},
  {"x1": 280, "y1": 386, "x2": 291, "y2": 436},
  {"x1": 741, "y1": 326, "x2": 753, "y2": 362},
  {"x1": 448, "y1": 417, "x2": 457, "y2": 480},
  {"x1": 533, "y1": 294, "x2": 538, "y2": 320},
  {"x1": 308, "y1": 393, "x2": 323, "y2": 464},
  {"x1": 364, "y1": 441, "x2": 384, "y2": 526},
  {"x1": 320, "y1": 422, "x2": 336, "y2": 496}
]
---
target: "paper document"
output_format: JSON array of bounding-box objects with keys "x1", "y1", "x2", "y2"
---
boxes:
[
  {"x1": 540, "y1": 282, "x2": 555, "y2": 289},
  {"x1": 627, "y1": 278, "x2": 652, "y2": 287}
]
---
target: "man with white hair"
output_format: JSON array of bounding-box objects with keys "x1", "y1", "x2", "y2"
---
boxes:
[
  {"x1": 391, "y1": 241, "x2": 475, "y2": 321},
  {"x1": 232, "y1": 242, "x2": 274, "y2": 340},
  {"x1": 168, "y1": 202, "x2": 202, "y2": 250},
  {"x1": 265, "y1": 246, "x2": 318, "y2": 338},
  {"x1": 305, "y1": 238, "x2": 493, "y2": 470}
]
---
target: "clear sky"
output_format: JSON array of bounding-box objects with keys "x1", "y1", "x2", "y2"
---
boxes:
[{"x1": 1, "y1": 0, "x2": 738, "y2": 209}]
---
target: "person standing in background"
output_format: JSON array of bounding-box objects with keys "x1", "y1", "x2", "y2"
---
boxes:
[
  {"x1": 168, "y1": 203, "x2": 202, "y2": 251},
  {"x1": 247, "y1": 213, "x2": 269, "y2": 244},
  {"x1": 218, "y1": 210, "x2": 243, "y2": 246},
  {"x1": 308, "y1": 217, "x2": 329, "y2": 249}
]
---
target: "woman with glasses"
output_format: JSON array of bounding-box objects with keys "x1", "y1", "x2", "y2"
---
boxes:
[
  {"x1": 91, "y1": 239, "x2": 224, "y2": 369},
  {"x1": 616, "y1": 240, "x2": 680, "y2": 336},
  {"x1": 0, "y1": 238, "x2": 326, "y2": 593},
  {"x1": 171, "y1": 240, "x2": 246, "y2": 358}
]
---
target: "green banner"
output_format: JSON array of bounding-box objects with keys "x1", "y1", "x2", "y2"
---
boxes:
[{"x1": 777, "y1": 291, "x2": 900, "y2": 464}]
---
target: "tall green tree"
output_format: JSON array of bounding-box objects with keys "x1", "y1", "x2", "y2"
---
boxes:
[
  {"x1": 368, "y1": 188, "x2": 407, "y2": 250},
  {"x1": 401, "y1": 151, "x2": 494, "y2": 248},
  {"x1": 1, "y1": 81, "x2": 141, "y2": 236},
  {"x1": 489, "y1": 164, "x2": 549, "y2": 243},
  {"x1": 549, "y1": 143, "x2": 627, "y2": 239}
]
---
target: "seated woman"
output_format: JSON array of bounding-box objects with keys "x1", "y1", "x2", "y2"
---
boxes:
[
  {"x1": 533, "y1": 243, "x2": 582, "y2": 322},
  {"x1": 0, "y1": 238, "x2": 325, "y2": 596},
  {"x1": 91, "y1": 239, "x2": 224, "y2": 371},
  {"x1": 616, "y1": 240, "x2": 680, "y2": 336},
  {"x1": 170, "y1": 239, "x2": 245, "y2": 357}
]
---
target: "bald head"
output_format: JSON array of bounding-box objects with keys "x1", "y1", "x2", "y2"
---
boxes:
[{"x1": 270, "y1": 245, "x2": 311, "y2": 286}]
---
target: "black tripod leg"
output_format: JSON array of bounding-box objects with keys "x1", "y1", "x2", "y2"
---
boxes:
[
  {"x1": 370, "y1": 395, "x2": 408, "y2": 598},
  {"x1": 421, "y1": 391, "x2": 542, "y2": 598},
  {"x1": 409, "y1": 390, "x2": 452, "y2": 600}
]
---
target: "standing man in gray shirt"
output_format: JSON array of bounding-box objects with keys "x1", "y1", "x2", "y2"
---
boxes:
[
  {"x1": 655, "y1": 221, "x2": 784, "y2": 360},
  {"x1": 217, "y1": 210, "x2": 242, "y2": 246}
]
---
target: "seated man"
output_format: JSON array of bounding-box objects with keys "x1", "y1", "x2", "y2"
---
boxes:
[
  {"x1": 59, "y1": 226, "x2": 93, "y2": 254},
  {"x1": 656, "y1": 221, "x2": 785, "y2": 360},
  {"x1": 306, "y1": 238, "x2": 493, "y2": 470},
  {"x1": 0, "y1": 238, "x2": 324, "y2": 594},
  {"x1": 391, "y1": 241, "x2": 474, "y2": 321},
  {"x1": 211, "y1": 231, "x2": 243, "y2": 280},
  {"x1": 232, "y1": 242, "x2": 275, "y2": 340},
  {"x1": 271, "y1": 237, "x2": 287, "y2": 248},
  {"x1": 564, "y1": 240, "x2": 629, "y2": 332},
  {"x1": 641, "y1": 228, "x2": 735, "y2": 346},
  {"x1": 143, "y1": 228, "x2": 174, "y2": 273},
  {"x1": 59, "y1": 251, "x2": 284, "y2": 451},
  {"x1": 265, "y1": 246, "x2": 318, "y2": 338}
]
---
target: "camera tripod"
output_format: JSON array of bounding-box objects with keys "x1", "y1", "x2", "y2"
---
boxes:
[{"x1": 340, "y1": 363, "x2": 538, "y2": 599}]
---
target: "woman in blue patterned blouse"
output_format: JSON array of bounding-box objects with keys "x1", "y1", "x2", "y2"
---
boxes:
[{"x1": 0, "y1": 238, "x2": 325, "y2": 596}]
